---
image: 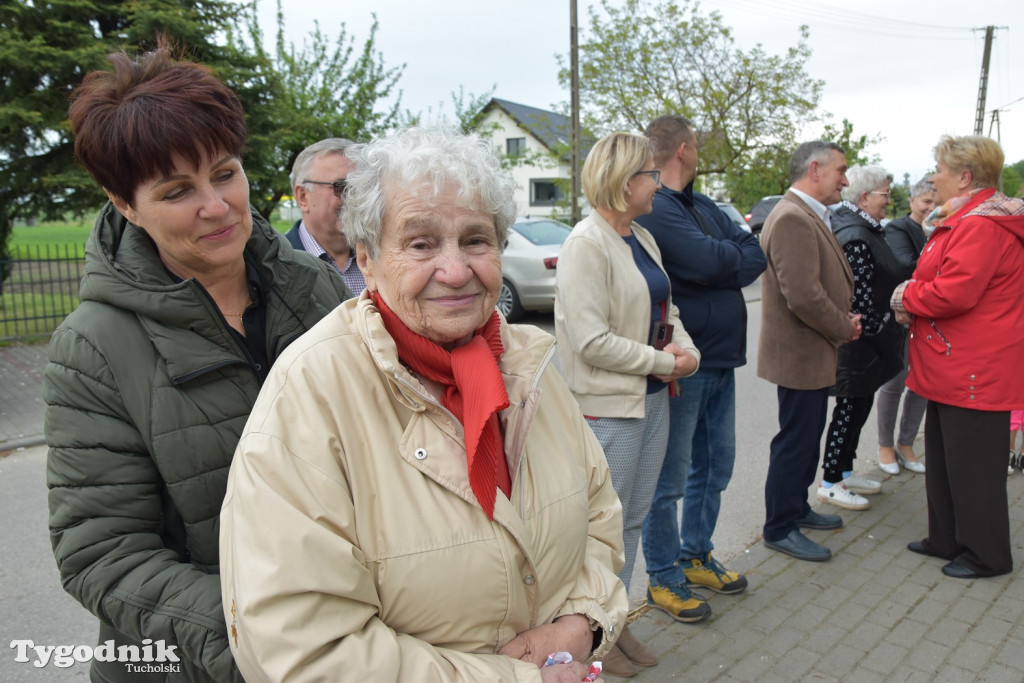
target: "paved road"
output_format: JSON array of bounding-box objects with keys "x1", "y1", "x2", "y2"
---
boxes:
[
  {"x1": 5, "y1": 279, "x2": 1023, "y2": 680},
  {"x1": 1, "y1": 445, "x2": 95, "y2": 682}
]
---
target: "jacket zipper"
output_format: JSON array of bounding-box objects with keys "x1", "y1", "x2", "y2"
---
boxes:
[{"x1": 927, "y1": 318, "x2": 952, "y2": 356}]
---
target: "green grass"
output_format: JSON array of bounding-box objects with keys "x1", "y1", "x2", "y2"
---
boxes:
[
  {"x1": 0, "y1": 291, "x2": 78, "y2": 341},
  {"x1": 10, "y1": 220, "x2": 91, "y2": 257},
  {"x1": 10, "y1": 214, "x2": 293, "y2": 260},
  {"x1": 3, "y1": 213, "x2": 291, "y2": 341}
]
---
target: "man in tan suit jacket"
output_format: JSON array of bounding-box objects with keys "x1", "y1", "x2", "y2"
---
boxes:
[{"x1": 758, "y1": 141, "x2": 861, "y2": 562}]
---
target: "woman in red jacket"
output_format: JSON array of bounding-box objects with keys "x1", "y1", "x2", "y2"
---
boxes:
[{"x1": 891, "y1": 135, "x2": 1024, "y2": 579}]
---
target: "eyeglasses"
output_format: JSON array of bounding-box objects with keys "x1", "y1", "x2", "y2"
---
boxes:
[
  {"x1": 304, "y1": 179, "x2": 348, "y2": 198},
  {"x1": 633, "y1": 169, "x2": 661, "y2": 184},
  {"x1": 869, "y1": 190, "x2": 891, "y2": 199}
]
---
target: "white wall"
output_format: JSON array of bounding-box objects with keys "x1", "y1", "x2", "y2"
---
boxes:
[{"x1": 478, "y1": 108, "x2": 569, "y2": 218}]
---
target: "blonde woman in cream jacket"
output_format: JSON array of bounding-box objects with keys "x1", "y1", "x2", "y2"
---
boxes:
[{"x1": 554, "y1": 132, "x2": 699, "y2": 677}]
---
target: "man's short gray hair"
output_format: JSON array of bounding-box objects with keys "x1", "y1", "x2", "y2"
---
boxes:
[
  {"x1": 841, "y1": 165, "x2": 892, "y2": 203},
  {"x1": 910, "y1": 175, "x2": 934, "y2": 199},
  {"x1": 290, "y1": 138, "x2": 355, "y2": 191},
  {"x1": 342, "y1": 126, "x2": 517, "y2": 260},
  {"x1": 789, "y1": 141, "x2": 845, "y2": 184}
]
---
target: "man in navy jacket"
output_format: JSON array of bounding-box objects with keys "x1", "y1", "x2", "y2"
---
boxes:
[{"x1": 637, "y1": 115, "x2": 766, "y2": 623}]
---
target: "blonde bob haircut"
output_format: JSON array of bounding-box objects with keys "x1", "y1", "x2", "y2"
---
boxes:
[
  {"x1": 933, "y1": 135, "x2": 1004, "y2": 189},
  {"x1": 582, "y1": 132, "x2": 654, "y2": 213}
]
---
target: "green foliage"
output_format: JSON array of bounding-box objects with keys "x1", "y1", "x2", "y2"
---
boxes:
[
  {"x1": 565, "y1": 0, "x2": 823, "y2": 176},
  {"x1": 0, "y1": 0, "x2": 254, "y2": 281},
  {"x1": 724, "y1": 118, "x2": 882, "y2": 213},
  {"x1": 888, "y1": 183, "x2": 909, "y2": 219},
  {"x1": 0, "y1": 0, "x2": 403, "y2": 284},
  {"x1": 451, "y1": 85, "x2": 498, "y2": 133},
  {"x1": 821, "y1": 119, "x2": 882, "y2": 167},
  {"x1": 229, "y1": 2, "x2": 403, "y2": 216},
  {"x1": 722, "y1": 145, "x2": 792, "y2": 214},
  {"x1": 1001, "y1": 162, "x2": 1023, "y2": 197}
]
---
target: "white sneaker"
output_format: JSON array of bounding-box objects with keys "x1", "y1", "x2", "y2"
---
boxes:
[
  {"x1": 817, "y1": 482, "x2": 870, "y2": 510},
  {"x1": 843, "y1": 475, "x2": 882, "y2": 495}
]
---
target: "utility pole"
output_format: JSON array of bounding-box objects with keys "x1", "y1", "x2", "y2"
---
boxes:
[
  {"x1": 570, "y1": 0, "x2": 581, "y2": 225},
  {"x1": 973, "y1": 26, "x2": 1006, "y2": 135},
  {"x1": 987, "y1": 109, "x2": 1001, "y2": 140}
]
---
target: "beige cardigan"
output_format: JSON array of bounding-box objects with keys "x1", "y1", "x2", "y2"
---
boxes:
[{"x1": 555, "y1": 210, "x2": 699, "y2": 419}]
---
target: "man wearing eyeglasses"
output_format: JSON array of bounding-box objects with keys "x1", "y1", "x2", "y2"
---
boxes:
[
  {"x1": 635, "y1": 115, "x2": 766, "y2": 624},
  {"x1": 286, "y1": 138, "x2": 366, "y2": 294}
]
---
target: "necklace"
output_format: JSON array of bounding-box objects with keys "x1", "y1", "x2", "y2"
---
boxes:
[{"x1": 222, "y1": 296, "x2": 252, "y2": 318}]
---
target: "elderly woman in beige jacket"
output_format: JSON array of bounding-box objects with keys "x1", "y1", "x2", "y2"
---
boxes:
[
  {"x1": 220, "y1": 127, "x2": 627, "y2": 683},
  {"x1": 555, "y1": 132, "x2": 700, "y2": 677}
]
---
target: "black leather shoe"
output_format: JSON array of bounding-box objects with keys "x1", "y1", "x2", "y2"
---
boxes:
[
  {"x1": 907, "y1": 540, "x2": 940, "y2": 558},
  {"x1": 795, "y1": 510, "x2": 843, "y2": 530},
  {"x1": 941, "y1": 561, "x2": 981, "y2": 579},
  {"x1": 764, "y1": 529, "x2": 831, "y2": 562}
]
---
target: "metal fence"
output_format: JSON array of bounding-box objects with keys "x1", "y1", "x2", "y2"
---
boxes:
[{"x1": 0, "y1": 245, "x2": 85, "y2": 342}]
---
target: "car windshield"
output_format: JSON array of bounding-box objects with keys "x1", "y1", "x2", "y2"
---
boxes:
[{"x1": 512, "y1": 220, "x2": 571, "y2": 246}]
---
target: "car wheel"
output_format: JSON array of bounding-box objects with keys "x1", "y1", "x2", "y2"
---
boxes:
[{"x1": 498, "y1": 278, "x2": 525, "y2": 322}]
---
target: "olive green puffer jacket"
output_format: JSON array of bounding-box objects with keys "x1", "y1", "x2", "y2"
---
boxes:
[{"x1": 44, "y1": 202, "x2": 349, "y2": 682}]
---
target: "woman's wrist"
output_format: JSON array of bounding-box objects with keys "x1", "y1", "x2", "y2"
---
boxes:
[{"x1": 552, "y1": 614, "x2": 594, "y2": 660}]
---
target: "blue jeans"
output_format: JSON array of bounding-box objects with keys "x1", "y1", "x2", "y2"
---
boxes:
[{"x1": 642, "y1": 368, "x2": 736, "y2": 585}]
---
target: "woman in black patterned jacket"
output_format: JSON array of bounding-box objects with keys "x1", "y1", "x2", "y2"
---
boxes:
[{"x1": 815, "y1": 166, "x2": 914, "y2": 512}]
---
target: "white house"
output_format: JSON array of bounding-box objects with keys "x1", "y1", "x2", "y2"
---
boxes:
[{"x1": 477, "y1": 98, "x2": 590, "y2": 219}]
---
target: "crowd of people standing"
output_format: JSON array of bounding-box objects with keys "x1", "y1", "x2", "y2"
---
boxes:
[{"x1": 41, "y1": 42, "x2": 1024, "y2": 682}]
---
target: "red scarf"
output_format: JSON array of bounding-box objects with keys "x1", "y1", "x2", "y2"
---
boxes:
[{"x1": 372, "y1": 293, "x2": 511, "y2": 519}]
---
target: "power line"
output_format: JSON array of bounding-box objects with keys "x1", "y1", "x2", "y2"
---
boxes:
[{"x1": 702, "y1": 0, "x2": 974, "y2": 40}]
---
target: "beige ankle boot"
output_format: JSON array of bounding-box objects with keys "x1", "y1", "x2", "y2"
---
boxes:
[
  {"x1": 601, "y1": 643, "x2": 638, "y2": 677},
  {"x1": 614, "y1": 624, "x2": 658, "y2": 667}
]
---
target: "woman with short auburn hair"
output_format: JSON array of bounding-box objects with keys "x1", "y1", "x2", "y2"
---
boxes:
[
  {"x1": 892, "y1": 134, "x2": 1024, "y2": 579},
  {"x1": 45, "y1": 44, "x2": 348, "y2": 683},
  {"x1": 555, "y1": 131, "x2": 701, "y2": 676}
]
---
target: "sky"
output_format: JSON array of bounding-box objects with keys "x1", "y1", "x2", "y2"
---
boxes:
[{"x1": 252, "y1": 0, "x2": 1023, "y2": 196}]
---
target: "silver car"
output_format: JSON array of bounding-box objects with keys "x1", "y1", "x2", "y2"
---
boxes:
[
  {"x1": 715, "y1": 201, "x2": 752, "y2": 233},
  {"x1": 498, "y1": 217, "x2": 572, "y2": 322}
]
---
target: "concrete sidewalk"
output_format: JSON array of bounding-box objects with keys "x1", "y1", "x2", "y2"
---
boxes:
[
  {"x1": 0, "y1": 342, "x2": 48, "y2": 451},
  {"x1": 626, "y1": 465, "x2": 1024, "y2": 681},
  {"x1": 3, "y1": 340, "x2": 1024, "y2": 681}
]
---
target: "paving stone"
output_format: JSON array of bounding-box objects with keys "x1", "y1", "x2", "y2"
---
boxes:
[{"x1": 8, "y1": 337, "x2": 1024, "y2": 681}]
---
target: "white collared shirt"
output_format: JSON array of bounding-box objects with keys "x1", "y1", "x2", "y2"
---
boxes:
[{"x1": 788, "y1": 187, "x2": 832, "y2": 229}]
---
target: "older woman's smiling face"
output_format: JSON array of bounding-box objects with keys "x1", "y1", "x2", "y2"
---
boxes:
[{"x1": 359, "y1": 184, "x2": 502, "y2": 348}]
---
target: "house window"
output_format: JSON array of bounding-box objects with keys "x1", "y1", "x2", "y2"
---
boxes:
[
  {"x1": 531, "y1": 179, "x2": 565, "y2": 207},
  {"x1": 506, "y1": 137, "x2": 526, "y2": 156}
]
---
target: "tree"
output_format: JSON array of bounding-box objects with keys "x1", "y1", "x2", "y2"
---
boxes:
[
  {"x1": 0, "y1": 0, "x2": 256, "y2": 277},
  {"x1": 820, "y1": 118, "x2": 881, "y2": 168},
  {"x1": 229, "y1": 2, "x2": 403, "y2": 216},
  {"x1": 564, "y1": 0, "x2": 823, "y2": 177},
  {"x1": 1002, "y1": 162, "x2": 1023, "y2": 197},
  {"x1": 724, "y1": 118, "x2": 881, "y2": 213},
  {"x1": 403, "y1": 85, "x2": 498, "y2": 133},
  {"x1": 0, "y1": 0, "x2": 403, "y2": 278}
]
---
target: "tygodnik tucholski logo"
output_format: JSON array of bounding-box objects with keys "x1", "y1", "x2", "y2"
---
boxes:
[{"x1": 10, "y1": 638, "x2": 181, "y2": 673}]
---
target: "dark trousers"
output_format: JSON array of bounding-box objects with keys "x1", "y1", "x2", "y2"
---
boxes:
[
  {"x1": 764, "y1": 385, "x2": 829, "y2": 542},
  {"x1": 822, "y1": 395, "x2": 875, "y2": 482},
  {"x1": 922, "y1": 401, "x2": 1012, "y2": 575}
]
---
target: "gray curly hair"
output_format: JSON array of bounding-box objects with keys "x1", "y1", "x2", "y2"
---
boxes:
[
  {"x1": 342, "y1": 126, "x2": 517, "y2": 260},
  {"x1": 841, "y1": 165, "x2": 892, "y2": 204}
]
